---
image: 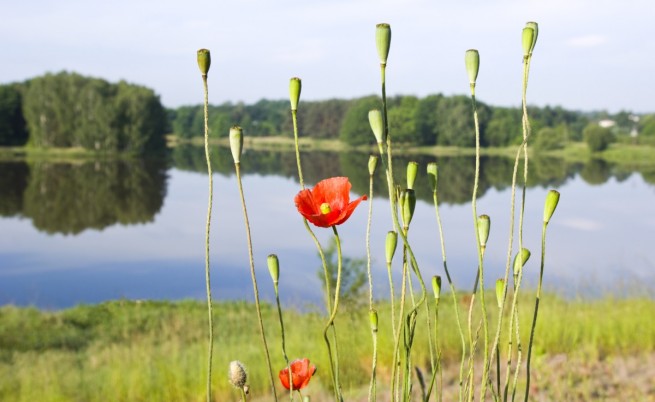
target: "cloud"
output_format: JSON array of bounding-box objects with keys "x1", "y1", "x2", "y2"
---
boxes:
[
  {"x1": 558, "y1": 217, "x2": 602, "y2": 231},
  {"x1": 566, "y1": 34, "x2": 608, "y2": 48}
]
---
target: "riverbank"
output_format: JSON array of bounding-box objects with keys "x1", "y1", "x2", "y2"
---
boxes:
[{"x1": 1, "y1": 295, "x2": 653, "y2": 401}]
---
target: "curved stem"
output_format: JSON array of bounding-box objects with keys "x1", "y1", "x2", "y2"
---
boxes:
[
  {"x1": 366, "y1": 172, "x2": 378, "y2": 402},
  {"x1": 234, "y1": 163, "x2": 277, "y2": 400},
  {"x1": 323, "y1": 226, "x2": 344, "y2": 401},
  {"x1": 201, "y1": 74, "x2": 214, "y2": 402}
]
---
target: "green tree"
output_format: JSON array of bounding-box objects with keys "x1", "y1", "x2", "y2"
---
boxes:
[
  {"x1": 387, "y1": 95, "x2": 419, "y2": 144},
  {"x1": 339, "y1": 96, "x2": 381, "y2": 146},
  {"x1": 583, "y1": 123, "x2": 614, "y2": 152},
  {"x1": 0, "y1": 84, "x2": 28, "y2": 146},
  {"x1": 533, "y1": 126, "x2": 567, "y2": 151}
]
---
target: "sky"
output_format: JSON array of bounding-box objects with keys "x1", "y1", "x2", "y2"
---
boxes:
[{"x1": 2, "y1": 0, "x2": 653, "y2": 113}]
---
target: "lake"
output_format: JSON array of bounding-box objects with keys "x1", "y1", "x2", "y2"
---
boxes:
[{"x1": 1, "y1": 146, "x2": 654, "y2": 309}]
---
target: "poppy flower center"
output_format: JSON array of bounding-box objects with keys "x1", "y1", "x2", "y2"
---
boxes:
[{"x1": 320, "y1": 203, "x2": 332, "y2": 214}]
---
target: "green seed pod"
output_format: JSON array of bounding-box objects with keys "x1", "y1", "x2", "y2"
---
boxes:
[
  {"x1": 427, "y1": 162, "x2": 438, "y2": 192},
  {"x1": 368, "y1": 109, "x2": 385, "y2": 144},
  {"x1": 376, "y1": 23, "x2": 391, "y2": 65},
  {"x1": 477, "y1": 214, "x2": 490, "y2": 248},
  {"x1": 197, "y1": 48, "x2": 211, "y2": 76},
  {"x1": 267, "y1": 254, "x2": 280, "y2": 284},
  {"x1": 543, "y1": 189, "x2": 560, "y2": 224},
  {"x1": 465, "y1": 49, "x2": 480, "y2": 85},
  {"x1": 385, "y1": 231, "x2": 398, "y2": 264},
  {"x1": 525, "y1": 21, "x2": 539, "y2": 54},
  {"x1": 495, "y1": 279, "x2": 505, "y2": 308},
  {"x1": 512, "y1": 248, "x2": 531, "y2": 274},
  {"x1": 400, "y1": 189, "x2": 416, "y2": 229},
  {"x1": 229, "y1": 125, "x2": 243, "y2": 164},
  {"x1": 522, "y1": 27, "x2": 535, "y2": 58},
  {"x1": 289, "y1": 77, "x2": 301, "y2": 111},
  {"x1": 406, "y1": 161, "x2": 419, "y2": 190},
  {"x1": 368, "y1": 155, "x2": 379, "y2": 176},
  {"x1": 432, "y1": 275, "x2": 442, "y2": 304},
  {"x1": 369, "y1": 309, "x2": 378, "y2": 333}
]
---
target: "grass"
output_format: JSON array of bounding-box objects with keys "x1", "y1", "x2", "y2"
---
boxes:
[{"x1": 0, "y1": 294, "x2": 653, "y2": 401}]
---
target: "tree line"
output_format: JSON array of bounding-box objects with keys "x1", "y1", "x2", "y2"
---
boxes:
[
  {"x1": 167, "y1": 94, "x2": 647, "y2": 148},
  {"x1": 0, "y1": 72, "x2": 168, "y2": 153}
]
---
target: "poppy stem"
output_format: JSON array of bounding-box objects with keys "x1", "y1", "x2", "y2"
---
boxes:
[
  {"x1": 323, "y1": 225, "x2": 344, "y2": 401},
  {"x1": 200, "y1": 72, "x2": 214, "y2": 402},
  {"x1": 234, "y1": 162, "x2": 278, "y2": 401}
]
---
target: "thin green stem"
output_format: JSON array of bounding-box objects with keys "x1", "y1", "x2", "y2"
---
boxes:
[
  {"x1": 431, "y1": 185, "x2": 466, "y2": 402},
  {"x1": 201, "y1": 74, "x2": 214, "y2": 402},
  {"x1": 323, "y1": 225, "x2": 344, "y2": 401},
  {"x1": 234, "y1": 163, "x2": 277, "y2": 401},
  {"x1": 524, "y1": 223, "x2": 548, "y2": 401},
  {"x1": 291, "y1": 109, "x2": 304, "y2": 189},
  {"x1": 273, "y1": 284, "x2": 293, "y2": 400},
  {"x1": 239, "y1": 387, "x2": 247, "y2": 402},
  {"x1": 366, "y1": 172, "x2": 377, "y2": 402}
]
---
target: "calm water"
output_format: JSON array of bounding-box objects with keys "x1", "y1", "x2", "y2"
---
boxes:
[{"x1": 1, "y1": 147, "x2": 654, "y2": 309}]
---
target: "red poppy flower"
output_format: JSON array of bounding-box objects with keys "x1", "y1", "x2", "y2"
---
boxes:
[
  {"x1": 279, "y1": 358, "x2": 316, "y2": 390},
  {"x1": 294, "y1": 177, "x2": 367, "y2": 228}
]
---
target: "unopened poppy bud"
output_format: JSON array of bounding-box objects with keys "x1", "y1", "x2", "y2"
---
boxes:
[
  {"x1": 385, "y1": 231, "x2": 398, "y2": 264},
  {"x1": 427, "y1": 162, "x2": 438, "y2": 192},
  {"x1": 289, "y1": 77, "x2": 301, "y2": 111},
  {"x1": 406, "y1": 161, "x2": 419, "y2": 190},
  {"x1": 368, "y1": 109, "x2": 385, "y2": 144},
  {"x1": 432, "y1": 275, "x2": 442, "y2": 304},
  {"x1": 376, "y1": 23, "x2": 391, "y2": 65},
  {"x1": 267, "y1": 254, "x2": 280, "y2": 284},
  {"x1": 495, "y1": 279, "x2": 505, "y2": 308},
  {"x1": 228, "y1": 360, "x2": 247, "y2": 389},
  {"x1": 477, "y1": 214, "x2": 490, "y2": 248},
  {"x1": 525, "y1": 21, "x2": 539, "y2": 54},
  {"x1": 512, "y1": 248, "x2": 531, "y2": 275},
  {"x1": 369, "y1": 309, "x2": 378, "y2": 333},
  {"x1": 229, "y1": 125, "x2": 243, "y2": 164},
  {"x1": 400, "y1": 189, "x2": 416, "y2": 229},
  {"x1": 465, "y1": 49, "x2": 480, "y2": 86},
  {"x1": 522, "y1": 27, "x2": 535, "y2": 58},
  {"x1": 368, "y1": 155, "x2": 379, "y2": 176},
  {"x1": 197, "y1": 49, "x2": 211, "y2": 76},
  {"x1": 543, "y1": 189, "x2": 560, "y2": 224}
]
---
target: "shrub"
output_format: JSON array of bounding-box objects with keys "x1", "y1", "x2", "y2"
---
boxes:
[{"x1": 583, "y1": 123, "x2": 614, "y2": 152}]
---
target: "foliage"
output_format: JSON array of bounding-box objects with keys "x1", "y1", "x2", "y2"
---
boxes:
[
  {"x1": 339, "y1": 95, "x2": 381, "y2": 145},
  {"x1": 533, "y1": 125, "x2": 567, "y2": 151},
  {"x1": 19, "y1": 72, "x2": 167, "y2": 153},
  {"x1": 0, "y1": 84, "x2": 28, "y2": 146},
  {"x1": 583, "y1": 123, "x2": 614, "y2": 152}
]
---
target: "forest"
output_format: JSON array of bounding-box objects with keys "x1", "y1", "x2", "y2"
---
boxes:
[{"x1": 1, "y1": 71, "x2": 653, "y2": 152}]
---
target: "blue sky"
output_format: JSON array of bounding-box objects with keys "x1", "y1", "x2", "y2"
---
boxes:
[{"x1": 2, "y1": 0, "x2": 653, "y2": 113}]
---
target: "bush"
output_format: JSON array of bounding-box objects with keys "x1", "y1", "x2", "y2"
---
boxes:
[
  {"x1": 533, "y1": 126, "x2": 566, "y2": 151},
  {"x1": 583, "y1": 124, "x2": 614, "y2": 152}
]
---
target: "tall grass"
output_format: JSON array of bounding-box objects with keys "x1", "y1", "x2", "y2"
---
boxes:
[{"x1": 0, "y1": 296, "x2": 653, "y2": 401}]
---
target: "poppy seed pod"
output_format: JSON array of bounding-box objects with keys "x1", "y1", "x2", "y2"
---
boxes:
[
  {"x1": 229, "y1": 125, "x2": 243, "y2": 164},
  {"x1": 522, "y1": 27, "x2": 535, "y2": 58},
  {"x1": 432, "y1": 275, "x2": 442, "y2": 304},
  {"x1": 368, "y1": 155, "x2": 379, "y2": 176},
  {"x1": 406, "y1": 161, "x2": 419, "y2": 190},
  {"x1": 385, "y1": 231, "x2": 398, "y2": 264},
  {"x1": 477, "y1": 214, "x2": 491, "y2": 248},
  {"x1": 267, "y1": 254, "x2": 280, "y2": 284},
  {"x1": 543, "y1": 189, "x2": 560, "y2": 224},
  {"x1": 368, "y1": 109, "x2": 385, "y2": 144},
  {"x1": 289, "y1": 77, "x2": 301, "y2": 111},
  {"x1": 495, "y1": 279, "x2": 505, "y2": 308},
  {"x1": 525, "y1": 21, "x2": 539, "y2": 54},
  {"x1": 197, "y1": 48, "x2": 211, "y2": 76},
  {"x1": 427, "y1": 162, "x2": 438, "y2": 192},
  {"x1": 513, "y1": 248, "x2": 531, "y2": 275},
  {"x1": 369, "y1": 309, "x2": 378, "y2": 333},
  {"x1": 376, "y1": 23, "x2": 391, "y2": 65},
  {"x1": 465, "y1": 49, "x2": 480, "y2": 85},
  {"x1": 400, "y1": 189, "x2": 416, "y2": 229}
]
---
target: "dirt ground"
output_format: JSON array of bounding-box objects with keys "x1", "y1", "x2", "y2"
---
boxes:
[{"x1": 253, "y1": 353, "x2": 655, "y2": 401}]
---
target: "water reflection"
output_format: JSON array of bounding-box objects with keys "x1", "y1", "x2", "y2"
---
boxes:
[
  {"x1": 0, "y1": 158, "x2": 167, "y2": 234},
  {"x1": 1, "y1": 148, "x2": 654, "y2": 308}
]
